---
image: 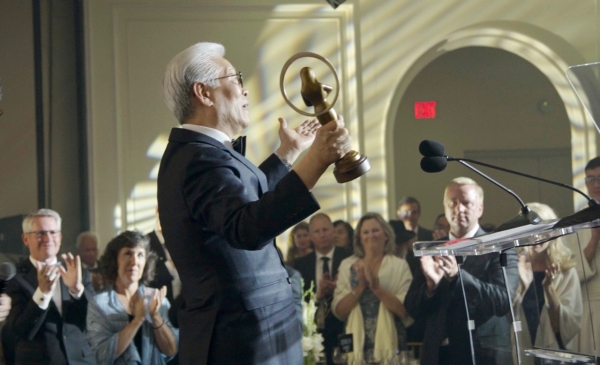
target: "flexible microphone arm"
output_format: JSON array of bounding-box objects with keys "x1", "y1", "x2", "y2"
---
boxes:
[
  {"x1": 453, "y1": 158, "x2": 527, "y2": 211},
  {"x1": 451, "y1": 158, "x2": 541, "y2": 231},
  {"x1": 449, "y1": 157, "x2": 598, "y2": 206}
]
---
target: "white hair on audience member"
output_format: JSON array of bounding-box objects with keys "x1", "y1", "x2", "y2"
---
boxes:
[{"x1": 22, "y1": 208, "x2": 62, "y2": 233}]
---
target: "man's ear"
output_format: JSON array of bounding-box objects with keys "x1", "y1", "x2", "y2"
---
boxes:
[{"x1": 191, "y1": 82, "x2": 213, "y2": 107}]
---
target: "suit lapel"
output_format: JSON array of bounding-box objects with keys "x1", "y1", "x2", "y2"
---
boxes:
[
  {"x1": 19, "y1": 259, "x2": 63, "y2": 316},
  {"x1": 168, "y1": 128, "x2": 268, "y2": 194},
  {"x1": 19, "y1": 260, "x2": 38, "y2": 296}
]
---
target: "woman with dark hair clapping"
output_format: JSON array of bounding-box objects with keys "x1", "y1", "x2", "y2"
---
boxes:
[{"x1": 87, "y1": 231, "x2": 178, "y2": 364}]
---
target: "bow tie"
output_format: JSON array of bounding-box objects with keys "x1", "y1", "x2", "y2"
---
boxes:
[{"x1": 232, "y1": 136, "x2": 246, "y2": 156}]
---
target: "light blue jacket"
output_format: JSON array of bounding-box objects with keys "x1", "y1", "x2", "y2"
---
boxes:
[{"x1": 86, "y1": 284, "x2": 179, "y2": 365}]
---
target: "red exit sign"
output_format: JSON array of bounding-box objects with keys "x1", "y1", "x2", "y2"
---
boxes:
[{"x1": 414, "y1": 101, "x2": 436, "y2": 119}]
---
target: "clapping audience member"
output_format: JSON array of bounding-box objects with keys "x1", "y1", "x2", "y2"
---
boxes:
[
  {"x1": 286, "y1": 222, "x2": 312, "y2": 265},
  {"x1": 332, "y1": 213, "x2": 413, "y2": 363},
  {"x1": 431, "y1": 213, "x2": 450, "y2": 240},
  {"x1": 2, "y1": 209, "x2": 96, "y2": 364},
  {"x1": 87, "y1": 231, "x2": 178, "y2": 364},
  {"x1": 573, "y1": 156, "x2": 600, "y2": 354},
  {"x1": 77, "y1": 231, "x2": 105, "y2": 292},
  {"x1": 513, "y1": 203, "x2": 581, "y2": 359},
  {"x1": 0, "y1": 78, "x2": 9, "y2": 323},
  {"x1": 294, "y1": 213, "x2": 351, "y2": 365},
  {"x1": 0, "y1": 295, "x2": 10, "y2": 322},
  {"x1": 333, "y1": 220, "x2": 354, "y2": 253},
  {"x1": 405, "y1": 177, "x2": 518, "y2": 365}
]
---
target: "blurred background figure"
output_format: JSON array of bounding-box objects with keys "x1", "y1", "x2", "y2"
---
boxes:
[
  {"x1": 572, "y1": 156, "x2": 600, "y2": 354},
  {"x1": 0, "y1": 78, "x2": 11, "y2": 324},
  {"x1": 147, "y1": 208, "x2": 180, "y2": 305},
  {"x1": 77, "y1": 231, "x2": 104, "y2": 292},
  {"x1": 333, "y1": 220, "x2": 354, "y2": 253},
  {"x1": 512, "y1": 202, "x2": 582, "y2": 362},
  {"x1": 294, "y1": 213, "x2": 351, "y2": 365},
  {"x1": 87, "y1": 231, "x2": 178, "y2": 364},
  {"x1": 394, "y1": 197, "x2": 433, "y2": 241},
  {"x1": 332, "y1": 212, "x2": 413, "y2": 363},
  {"x1": 431, "y1": 213, "x2": 450, "y2": 240},
  {"x1": 285, "y1": 221, "x2": 312, "y2": 266}
]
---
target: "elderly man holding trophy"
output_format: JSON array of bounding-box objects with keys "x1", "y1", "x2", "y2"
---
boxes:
[{"x1": 158, "y1": 42, "x2": 366, "y2": 365}]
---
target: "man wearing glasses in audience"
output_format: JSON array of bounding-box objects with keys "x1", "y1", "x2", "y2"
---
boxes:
[
  {"x1": 572, "y1": 157, "x2": 600, "y2": 354},
  {"x1": 1, "y1": 209, "x2": 96, "y2": 364}
]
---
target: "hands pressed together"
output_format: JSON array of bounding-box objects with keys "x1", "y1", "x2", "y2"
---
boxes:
[
  {"x1": 420, "y1": 255, "x2": 459, "y2": 294},
  {"x1": 131, "y1": 286, "x2": 168, "y2": 327},
  {"x1": 36, "y1": 253, "x2": 84, "y2": 295},
  {"x1": 317, "y1": 272, "x2": 337, "y2": 301}
]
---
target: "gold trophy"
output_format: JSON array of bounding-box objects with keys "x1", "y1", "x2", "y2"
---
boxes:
[{"x1": 280, "y1": 52, "x2": 370, "y2": 183}]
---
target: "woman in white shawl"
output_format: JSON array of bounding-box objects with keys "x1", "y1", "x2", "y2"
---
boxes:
[
  {"x1": 332, "y1": 213, "x2": 413, "y2": 363},
  {"x1": 87, "y1": 231, "x2": 178, "y2": 364},
  {"x1": 513, "y1": 203, "x2": 582, "y2": 363}
]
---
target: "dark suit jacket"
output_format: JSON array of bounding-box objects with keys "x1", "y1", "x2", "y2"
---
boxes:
[
  {"x1": 404, "y1": 228, "x2": 519, "y2": 365},
  {"x1": 157, "y1": 128, "x2": 320, "y2": 365},
  {"x1": 293, "y1": 248, "x2": 352, "y2": 365},
  {"x1": 417, "y1": 225, "x2": 433, "y2": 241},
  {"x1": 2, "y1": 259, "x2": 96, "y2": 365},
  {"x1": 147, "y1": 231, "x2": 174, "y2": 304}
]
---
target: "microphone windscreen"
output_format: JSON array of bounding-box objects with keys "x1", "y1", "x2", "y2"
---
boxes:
[
  {"x1": 419, "y1": 140, "x2": 446, "y2": 157},
  {"x1": 0, "y1": 262, "x2": 16, "y2": 281},
  {"x1": 421, "y1": 156, "x2": 447, "y2": 173}
]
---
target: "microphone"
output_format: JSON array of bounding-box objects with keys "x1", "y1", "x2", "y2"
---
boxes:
[
  {"x1": 419, "y1": 140, "x2": 600, "y2": 228},
  {"x1": 419, "y1": 141, "x2": 541, "y2": 232},
  {"x1": 0, "y1": 262, "x2": 16, "y2": 294}
]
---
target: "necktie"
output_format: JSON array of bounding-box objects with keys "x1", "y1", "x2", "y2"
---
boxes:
[
  {"x1": 321, "y1": 257, "x2": 330, "y2": 276},
  {"x1": 232, "y1": 136, "x2": 246, "y2": 156}
]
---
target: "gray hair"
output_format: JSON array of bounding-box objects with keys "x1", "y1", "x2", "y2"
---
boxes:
[
  {"x1": 22, "y1": 208, "x2": 62, "y2": 233},
  {"x1": 76, "y1": 231, "x2": 99, "y2": 250},
  {"x1": 162, "y1": 42, "x2": 225, "y2": 124}
]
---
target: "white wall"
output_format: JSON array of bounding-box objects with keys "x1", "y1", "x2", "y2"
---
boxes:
[{"x1": 85, "y1": 0, "x2": 599, "y2": 251}]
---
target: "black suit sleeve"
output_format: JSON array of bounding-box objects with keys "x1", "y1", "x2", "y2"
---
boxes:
[
  {"x1": 6, "y1": 275, "x2": 49, "y2": 341},
  {"x1": 461, "y1": 250, "x2": 518, "y2": 324},
  {"x1": 184, "y1": 147, "x2": 319, "y2": 251}
]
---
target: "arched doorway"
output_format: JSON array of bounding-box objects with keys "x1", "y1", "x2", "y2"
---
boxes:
[{"x1": 386, "y1": 21, "x2": 596, "y2": 226}]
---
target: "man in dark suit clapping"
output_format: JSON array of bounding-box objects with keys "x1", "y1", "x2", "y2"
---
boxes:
[
  {"x1": 2, "y1": 209, "x2": 95, "y2": 365},
  {"x1": 405, "y1": 177, "x2": 518, "y2": 365},
  {"x1": 157, "y1": 42, "x2": 352, "y2": 365},
  {"x1": 294, "y1": 213, "x2": 351, "y2": 365}
]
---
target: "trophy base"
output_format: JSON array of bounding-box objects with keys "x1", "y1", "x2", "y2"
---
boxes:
[{"x1": 333, "y1": 150, "x2": 371, "y2": 183}]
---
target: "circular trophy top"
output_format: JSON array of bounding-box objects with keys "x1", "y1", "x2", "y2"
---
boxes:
[{"x1": 279, "y1": 52, "x2": 340, "y2": 117}]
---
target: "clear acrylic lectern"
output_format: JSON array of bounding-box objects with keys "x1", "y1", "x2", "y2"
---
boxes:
[{"x1": 413, "y1": 217, "x2": 600, "y2": 364}]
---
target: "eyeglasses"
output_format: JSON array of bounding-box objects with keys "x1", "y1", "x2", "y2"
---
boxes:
[
  {"x1": 585, "y1": 176, "x2": 600, "y2": 185},
  {"x1": 26, "y1": 230, "x2": 61, "y2": 238},
  {"x1": 445, "y1": 200, "x2": 476, "y2": 210},
  {"x1": 210, "y1": 71, "x2": 243, "y2": 89}
]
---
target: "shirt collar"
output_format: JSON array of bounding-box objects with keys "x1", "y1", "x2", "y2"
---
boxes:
[
  {"x1": 449, "y1": 225, "x2": 481, "y2": 240},
  {"x1": 30, "y1": 255, "x2": 58, "y2": 269},
  {"x1": 315, "y1": 246, "x2": 335, "y2": 261},
  {"x1": 182, "y1": 124, "x2": 233, "y2": 148}
]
